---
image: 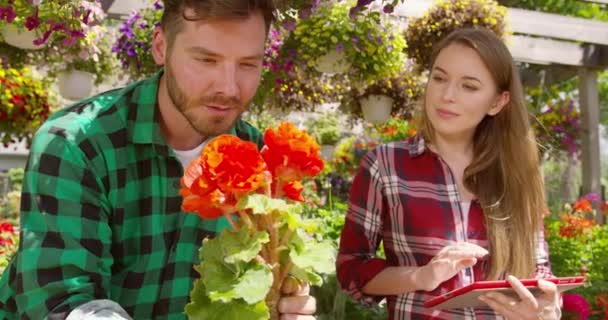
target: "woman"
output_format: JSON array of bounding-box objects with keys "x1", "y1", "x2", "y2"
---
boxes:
[{"x1": 336, "y1": 28, "x2": 560, "y2": 319}]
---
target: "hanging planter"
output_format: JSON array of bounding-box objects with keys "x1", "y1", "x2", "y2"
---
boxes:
[
  {"x1": 314, "y1": 50, "x2": 351, "y2": 74},
  {"x1": 359, "y1": 94, "x2": 394, "y2": 125},
  {"x1": 320, "y1": 144, "x2": 335, "y2": 161},
  {"x1": 0, "y1": 25, "x2": 45, "y2": 50},
  {"x1": 57, "y1": 70, "x2": 95, "y2": 101}
]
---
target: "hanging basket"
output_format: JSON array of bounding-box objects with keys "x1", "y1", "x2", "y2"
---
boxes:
[
  {"x1": 0, "y1": 25, "x2": 45, "y2": 50},
  {"x1": 359, "y1": 94, "x2": 394, "y2": 125},
  {"x1": 320, "y1": 144, "x2": 335, "y2": 161},
  {"x1": 314, "y1": 50, "x2": 351, "y2": 74},
  {"x1": 58, "y1": 70, "x2": 95, "y2": 101}
]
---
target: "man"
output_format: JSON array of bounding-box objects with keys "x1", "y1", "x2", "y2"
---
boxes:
[{"x1": 0, "y1": 0, "x2": 316, "y2": 319}]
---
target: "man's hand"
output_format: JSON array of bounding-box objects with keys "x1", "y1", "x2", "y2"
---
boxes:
[
  {"x1": 479, "y1": 275, "x2": 561, "y2": 320},
  {"x1": 278, "y1": 276, "x2": 316, "y2": 320},
  {"x1": 417, "y1": 242, "x2": 488, "y2": 291}
]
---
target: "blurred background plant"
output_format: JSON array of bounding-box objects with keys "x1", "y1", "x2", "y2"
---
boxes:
[
  {"x1": 112, "y1": 0, "x2": 163, "y2": 81},
  {"x1": 404, "y1": 0, "x2": 508, "y2": 71},
  {"x1": 0, "y1": 66, "x2": 52, "y2": 146}
]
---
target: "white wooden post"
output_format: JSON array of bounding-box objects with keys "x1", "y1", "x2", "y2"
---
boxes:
[{"x1": 578, "y1": 68, "x2": 604, "y2": 224}]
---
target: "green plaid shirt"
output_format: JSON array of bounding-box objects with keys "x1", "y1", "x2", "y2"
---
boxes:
[{"x1": 0, "y1": 71, "x2": 264, "y2": 319}]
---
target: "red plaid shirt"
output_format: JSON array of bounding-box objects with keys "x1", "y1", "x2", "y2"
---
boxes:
[{"x1": 336, "y1": 136, "x2": 553, "y2": 320}]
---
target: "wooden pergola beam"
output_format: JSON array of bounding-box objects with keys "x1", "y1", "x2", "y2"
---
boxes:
[
  {"x1": 508, "y1": 8, "x2": 608, "y2": 46},
  {"x1": 509, "y1": 35, "x2": 608, "y2": 68}
]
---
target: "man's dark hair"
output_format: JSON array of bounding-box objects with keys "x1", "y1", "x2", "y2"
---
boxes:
[{"x1": 160, "y1": 0, "x2": 276, "y2": 47}]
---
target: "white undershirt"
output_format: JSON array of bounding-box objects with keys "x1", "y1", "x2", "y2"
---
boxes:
[{"x1": 172, "y1": 139, "x2": 210, "y2": 169}]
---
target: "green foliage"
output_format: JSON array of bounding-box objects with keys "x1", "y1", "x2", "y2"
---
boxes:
[
  {"x1": 404, "y1": 0, "x2": 508, "y2": 71},
  {"x1": 186, "y1": 194, "x2": 336, "y2": 319},
  {"x1": 499, "y1": 0, "x2": 608, "y2": 21},
  {"x1": 284, "y1": 1, "x2": 406, "y2": 83},
  {"x1": 545, "y1": 201, "x2": 608, "y2": 318},
  {"x1": 305, "y1": 114, "x2": 342, "y2": 145}
]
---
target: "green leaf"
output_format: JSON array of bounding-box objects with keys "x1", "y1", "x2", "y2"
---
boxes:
[
  {"x1": 290, "y1": 240, "x2": 336, "y2": 275},
  {"x1": 186, "y1": 280, "x2": 269, "y2": 320},
  {"x1": 232, "y1": 263, "x2": 273, "y2": 304},
  {"x1": 238, "y1": 194, "x2": 292, "y2": 215},
  {"x1": 201, "y1": 227, "x2": 269, "y2": 265},
  {"x1": 206, "y1": 263, "x2": 273, "y2": 304}
]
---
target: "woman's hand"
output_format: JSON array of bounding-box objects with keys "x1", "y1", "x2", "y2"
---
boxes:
[
  {"x1": 479, "y1": 275, "x2": 561, "y2": 320},
  {"x1": 278, "y1": 277, "x2": 316, "y2": 320},
  {"x1": 416, "y1": 242, "x2": 488, "y2": 292}
]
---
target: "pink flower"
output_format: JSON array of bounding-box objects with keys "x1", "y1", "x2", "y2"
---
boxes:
[{"x1": 563, "y1": 293, "x2": 591, "y2": 320}]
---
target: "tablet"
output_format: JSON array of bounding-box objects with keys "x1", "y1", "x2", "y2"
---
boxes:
[{"x1": 424, "y1": 276, "x2": 586, "y2": 310}]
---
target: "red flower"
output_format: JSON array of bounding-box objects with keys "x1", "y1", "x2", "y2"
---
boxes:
[
  {"x1": 573, "y1": 199, "x2": 593, "y2": 213},
  {"x1": 179, "y1": 135, "x2": 268, "y2": 219},
  {"x1": 0, "y1": 222, "x2": 14, "y2": 234}
]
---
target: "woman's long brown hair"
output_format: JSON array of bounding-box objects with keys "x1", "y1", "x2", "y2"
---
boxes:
[{"x1": 418, "y1": 28, "x2": 545, "y2": 280}]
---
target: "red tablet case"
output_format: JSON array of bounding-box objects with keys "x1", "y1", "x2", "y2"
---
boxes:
[{"x1": 424, "y1": 276, "x2": 586, "y2": 310}]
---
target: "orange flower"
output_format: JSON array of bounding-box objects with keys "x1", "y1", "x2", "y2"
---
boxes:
[
  {"x1": 573, "y1": 199, "x2": 593, "y2": 213},
  {"x1": 558, "y1": 213, "x2": 595, "y2": 238},
  {"x1": 261, "y1": 123, "x2": 324, "y2": 200},
  {"x1": 282, "y1": 181, "x2": 305, "y2": 202},
  {"x1": 203, "y1": 135, "x2": 267, "y2": 194},
  {"x1": 179, "y1": 135, "x2": 268, "y2": 219}
]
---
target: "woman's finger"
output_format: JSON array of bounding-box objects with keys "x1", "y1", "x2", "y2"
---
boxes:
[{"x1": 506, "y1": 275, "x2": 539, "y2": 310}]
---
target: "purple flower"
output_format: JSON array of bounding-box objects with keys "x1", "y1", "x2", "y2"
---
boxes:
[
  {"x1": 153, "y1": 1, "x2": 163, "y2": 10},
  {"x1": 383, "y1": 4, "x2": 395, "y2": 13},
  {"x1": 24, "y1": 14, "x2": 40, "y2": 31},
  {"x1": 584, "y1": 193, "x2": 601, "y2": 204},
  {"x1": 336, "y1": 43, "x2": 345, "y2": 52},
  {"x1": 281, "y1": 18, "x2": 297, "y2": 31},
  {"x1": 351, "y1": 37, "x2": 359, "y2": 43},
  {"x1": 0, "y1": 6, "x2": 16, "y2": 23}
]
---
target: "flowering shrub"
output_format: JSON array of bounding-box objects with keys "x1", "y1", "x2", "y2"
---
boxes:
[
  {"x1": 0, "y1": 66, "x2": 52, "y2": 146},
  {"x1": 404, "y1": 0, "x2": 508, "y2": 71},
  {"x1": 43, "y1": 23, "x2": 118, "y2": 86},
  {"x1": 373, "y1": 117, "x2": 417, "y2": 143},
  {"x1": 180, "y1": 122, "x2": 335, "y2": 319},
  {"x1": 305, "y1": 113, "x2": 342, "y2": 145},
  {"x1": 545, "y1": 195, "x2": 608, "y2": 319},
  {"x1": 113, "y1": 0, "x2": 163, "y2": 80},
  {"x1": 0, "y1": 0, "x2": 104, "y2": 47},
  {"x1": 339, "y1": 68, "x2": 423, "y2": 120},
  {"x1": 283, "y1": 1, "x2": 406, "y2": 84},
  {"x1": 533, "y1": 99, "x2": 581, "y2": 160},
  {"x1": 0, "y1": 220, "x2": 18, "y2": 275}
]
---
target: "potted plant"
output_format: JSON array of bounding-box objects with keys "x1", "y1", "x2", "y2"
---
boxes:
[
  {"x1": 113, "y1": 0, "x2": 164, "y2": 81},
  {"x1": 43, "y1": 23, "x2": 119, "y2": 100},
  {"x1": 281, "y1": 1, "x2": 406, "y2": 84},
  {"x1": 0, "y1": 0, "x2": 103, "y2": 50},
  {"x1": 340, "y1": 67, "x2": 423, "y2": 124},
  {"x1": 0, "y1": 66, "x2": 53, "y2": 146},
  {"x1": 404, "y1": 0, "x2": 508, "y2": 71},
  {"x1": 305, "y1": 114, "x2": 342, "y2": 160}
]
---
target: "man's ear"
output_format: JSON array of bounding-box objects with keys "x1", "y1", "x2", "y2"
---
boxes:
[
  {"x1": 487, "y1": 91, "x2": 510, "y2": 116},
  {"x1": 151, "y1": 26, "x2": 167, "y2": 66}
]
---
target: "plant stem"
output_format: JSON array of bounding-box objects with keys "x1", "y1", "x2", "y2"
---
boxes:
[{"x1": 224, "y1": 212, "x2": 239, "y2": 232}]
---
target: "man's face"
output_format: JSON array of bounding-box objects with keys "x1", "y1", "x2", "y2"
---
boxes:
[{"x1": 163, "y1": 10, "x2": 266, "y2": 138}]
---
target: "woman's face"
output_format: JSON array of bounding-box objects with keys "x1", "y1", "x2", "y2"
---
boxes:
[{"x1": 425, "y1": 43, "x2": 509, "y2": 140}]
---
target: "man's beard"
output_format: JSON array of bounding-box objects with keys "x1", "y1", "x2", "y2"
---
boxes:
[{"x1": 165, "y1": 62, "x2": 245, "y2": 138}]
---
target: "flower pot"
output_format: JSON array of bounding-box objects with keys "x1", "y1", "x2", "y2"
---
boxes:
[
  {"x1": 359, "y1": 94, "x2": 394, "y2": 125},
  {"x1": 106, "y1": 0, "x2": 148, "y2": 15},
  {"x1": 314, "y1": 50, "x2": 351, "y2": 74},
  {"x1": 320, "y1": 144, "x2": 335, "y2": 161},
  {"x1": 58, "y1": 70, "x2": 95, "y2": 100},
  {"x1": 0, "y1": 25, "x2": 45, "y2": 50}
]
